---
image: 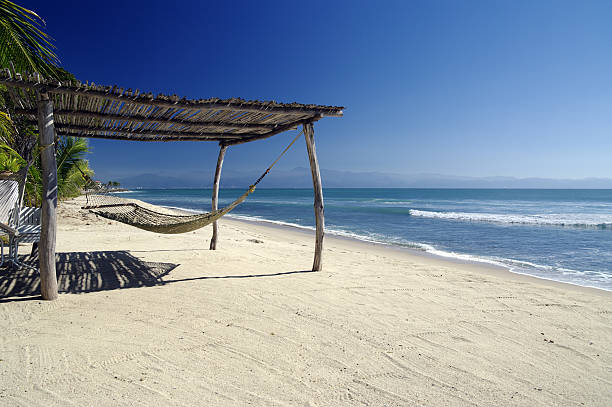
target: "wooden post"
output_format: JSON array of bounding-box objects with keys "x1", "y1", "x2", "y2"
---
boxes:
[
  {"x1": 37, "y1": 92, "x2": 58, "y2": 300},
  {"x1": 304, "y1": 122, "x2": 324, "y2": 271},
  {"x1": 210, "y1": 144, "x2": 228, "y2": 250}
]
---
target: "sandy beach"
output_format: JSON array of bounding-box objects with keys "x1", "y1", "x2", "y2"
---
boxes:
[{"x1": 0, "y1": 196, "x2": 610, "y2": 406}]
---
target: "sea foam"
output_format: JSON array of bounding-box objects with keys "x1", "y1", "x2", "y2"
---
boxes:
[{"x1": 409, "y1": 209, "x2": 612, "y2": 228}]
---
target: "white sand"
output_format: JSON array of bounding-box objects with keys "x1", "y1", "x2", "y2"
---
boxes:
[{"x1": 0, "y1": 197, "x2": 610, "y2": 406}]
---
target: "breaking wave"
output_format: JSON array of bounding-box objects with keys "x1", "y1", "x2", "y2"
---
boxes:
[{"x1": 409, "y1": 209, "x2": 612, "y2": 229}]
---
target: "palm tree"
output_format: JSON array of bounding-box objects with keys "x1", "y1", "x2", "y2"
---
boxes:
[
  {"x1": 0, "y1": 0, "x2": 61, "y2": 78},
  {"x1": 0, "y1": 0, "x2": 62, "y2": 167},
  {"x1": 0, "y1": 1, "x2": 95, "y2": 205},
  {"x1": 20, "y1": 137, "x2": 93, "y2": 205},
  {"x1": 55, "y1": 137, "x2": 93, "y2": 200}
]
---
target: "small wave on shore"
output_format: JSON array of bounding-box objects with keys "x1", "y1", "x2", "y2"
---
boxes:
[
  {"x1": 108, "y1": 188, "x2": 612, "y2": 291},
  {"x1": 409, "y1": 209, "x2": 612, "y2": 229},
  {"x1": 228, "y1": 213, "x2": 612, "y2": 291}
]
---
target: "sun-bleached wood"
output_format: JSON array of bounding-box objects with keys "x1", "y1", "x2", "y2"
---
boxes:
[
  {"x1": 0, "y1": 69, "x2": 342, "y2": 281},
  {"x1": 23, "y1": 115, "x2": 321, "y2": 144},
  {"x1": 226, "y1": 116, "x2": 321, "y2": 146},
  {"x1": 14, "y1": 108, "x2": 281, "y2": 130},
  {"x1": 304, "y1": 122, "x2": 324, "y2": 271},
  {"x1": 0, "y1": 71, "x2": 342, "y2": 144},
  {"x1": 37, "y1": 92, "x2": 59, "y2": 300},
  {"x1": 0, "y1": 76, "x2": 344, "y2": 117},
  {"x1": 48, "y1": 123, "x2": 248, "y2": 140},
  {"x1": 210, "y1": 145, "x2": 228, "y2": 250}
]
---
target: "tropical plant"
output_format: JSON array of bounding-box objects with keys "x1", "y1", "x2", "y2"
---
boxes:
[
  {"x1": 0, "y1": 137, "x2": 92, "y2": 205},
  {"x1": 18, "y1": 137, "x2": 93, "y2": 205},
  {"x1": 55, "y1": 136, "x2": 92, "y2": 200},
  {"x1": 0, "y1": 111, "x2": 14, "y2": 144},
  {"x1": 0, "y1": 142, "x2": 24, "y2": 172},
  {"x1": 0, "y1": 0, "x2": 61, "y2": 78},
  {"x1": 0, "y1": 1, "x2": 95, "y2": 205}
]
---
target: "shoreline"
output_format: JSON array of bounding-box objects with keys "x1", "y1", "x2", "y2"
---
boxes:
[
  {"x1": 1, "y1": 196, "x2": 610, "y2": 405},
  {"x1": 162, "y1": 202, "x2": 612, "y2": 295},
  {"x1": 222, "y1": 216, "x2": 612, "y2": 297}
]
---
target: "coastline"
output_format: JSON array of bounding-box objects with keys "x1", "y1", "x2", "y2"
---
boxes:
[
  {"x1": 1, "y1": 196, "x2": 610, "y2": 406},
  {"x1": 170, "y1": 202, "x2": 612, "y2": 295},
  {"x1": 112, "y1": 188, "x2": 612, "y2": 292},
  {"x1": 223, "y1": 215, "x2": 612, "y2": 297}
]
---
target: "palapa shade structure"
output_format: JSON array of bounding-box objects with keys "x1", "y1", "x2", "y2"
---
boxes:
[{"x1": 0, "y1": 69, "x2": 343, "y2": 300}]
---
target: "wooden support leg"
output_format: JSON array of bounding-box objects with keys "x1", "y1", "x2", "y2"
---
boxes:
[
  {"x1": 210, "y1": 144, "x2": 228, "y2": 250},
  {"x1": 37, "y1": 92, "x2": 58, "y2": 300},
  {"x1": 304, "y1": 123, "x2": 324, "y2": 271}
]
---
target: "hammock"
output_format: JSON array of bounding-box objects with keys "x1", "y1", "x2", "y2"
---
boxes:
[
  {"x1": 82, "y1": 130, "x2": 302, "y2": 234},
  {"x1": 84, "y1": 187, "x2": 254, "y2": 234}
]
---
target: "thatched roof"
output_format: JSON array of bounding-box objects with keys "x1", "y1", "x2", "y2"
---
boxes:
[{"x1": 0, "y1": 69, "x2": 343, "y2": 144}]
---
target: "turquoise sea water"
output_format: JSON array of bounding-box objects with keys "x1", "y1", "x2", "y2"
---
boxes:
[{"x1": 115, "y1": 188, "x2": 612, "y2": 291}]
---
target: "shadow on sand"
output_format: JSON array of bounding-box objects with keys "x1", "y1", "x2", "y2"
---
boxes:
[
  {"x1": 0, "y1": 251, "x2": 178, "y2": 301},
  {"x1": 0, "y1": 250, "x2": 316, "y2": 303}
]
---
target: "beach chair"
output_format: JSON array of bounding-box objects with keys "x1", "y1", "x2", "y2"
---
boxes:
[{"x1": 0, "y1": 167, "x2": 40, "y2": 269}]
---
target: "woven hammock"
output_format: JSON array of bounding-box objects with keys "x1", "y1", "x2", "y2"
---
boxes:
[
  {"x1": 84, "y1": 186, "x2": 254, "y2": 234},
  {"x1": 81, "y1": 130, "x2": 303, "y2": 234}
]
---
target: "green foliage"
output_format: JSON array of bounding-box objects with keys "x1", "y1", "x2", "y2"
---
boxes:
[
  {"x1": 0, "y1": 154, "x2": 19, "y2": 171},
  {"x1": 0, "y1": 142, "x2": 23, "y2": 171},
  {"x1": 0, "y1": 110, "x2": 14, "y2": 144},
  {"x1": 0, "y1": 137, "x2": 94, "y2": 206},
  {"x1": 22, "y1": 138, "x2": 94, "y2": 206},
  {"x1": 0, "y1": 2, "x2": 94, "y2": 206},
  {"x1": 0, "y1": 0, "x2": 61, "y2": 78},
  {"x1": 23, "y1": 158, "x2": 39, "y2": 205},
  {"x1": 55, "y1": 136, "x2": 92, "y2": 200}
]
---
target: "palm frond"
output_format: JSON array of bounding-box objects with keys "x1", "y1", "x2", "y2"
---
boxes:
[
  {"x1": 55, "y1": 136, "x2": 91, "y2": 200},
  {"x1": 24, "y1": 160, "x2": 40, "y2": 205},
  {"x1": 0, "y1": 0, "x2": 60, "y2": 78},
  {"x1": 0, "y1": 110, "x2": 14, "y2": 144},
  {"x1": 0, "y1": 141, "x2": 25, "y2": 171},
  {"x1": 56, "y1": 136, "x2": 88, "y2": 171}
]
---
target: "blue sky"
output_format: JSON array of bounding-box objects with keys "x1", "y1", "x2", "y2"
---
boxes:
[{"x1": 24, "y1": 0, "x2": 612, "y2": 182}]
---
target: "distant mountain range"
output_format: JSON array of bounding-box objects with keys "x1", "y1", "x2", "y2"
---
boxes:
[{"x1": 109, "y1": 167, "x2": 612, "y2": 189}]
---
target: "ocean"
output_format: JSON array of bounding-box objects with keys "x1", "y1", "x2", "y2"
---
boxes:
[{"x1": 115, "y1": 188, "x2": 612, "y2": 291}]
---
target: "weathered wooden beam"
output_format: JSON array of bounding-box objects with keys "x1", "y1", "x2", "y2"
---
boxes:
[
  {"x1": 226, "y1": 115, "x2": 321, "y2": 146},
  {"x1": 37, "y1": 92, "x2": 58, "y2": 300},
  {"x1": 48, "y1": 116, "x2": 321, "y2": 144},
  {"x1": 13, "y1": 108, "x2": 284, "y2": 130},
  {"x1": 303, "y1": 122, "x2": 324, "y2": 271},
  {"x1": 50, "y1": 123, "x2": 252, "y2": 140},
  {"x1": 0, "y1": 77, "x2": 344, "y2": 117},
  {"x1": 54, "y1": 132, "x2": 229, "y2": 143},
  {"x1": 210, "y1": 145, "x2": 228, "y2": 250}
]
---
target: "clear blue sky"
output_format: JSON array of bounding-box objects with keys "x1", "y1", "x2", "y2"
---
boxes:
[{"x1": 23, "y1": 0, "x2": 612, "y2": 181}]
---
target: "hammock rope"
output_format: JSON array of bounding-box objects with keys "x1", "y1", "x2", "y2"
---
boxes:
[{"x1": 82, "y1": 130, "x2": 304, "y2": 234}]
